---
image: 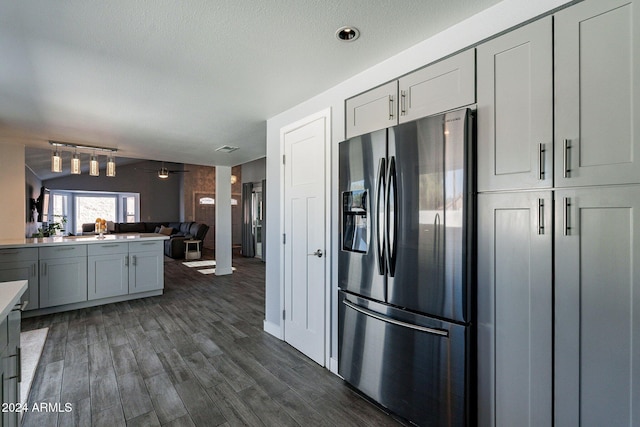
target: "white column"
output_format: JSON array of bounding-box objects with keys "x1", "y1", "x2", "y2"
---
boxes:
[{"x1": 215, "y1": 166, "x2": 233, "y2": 275}]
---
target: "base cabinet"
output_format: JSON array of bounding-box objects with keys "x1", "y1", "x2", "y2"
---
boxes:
[
  {"x1": 39, "y1": 248, "x2": 87, "y2": 308},
  {"x1": 1, "y1": 307, "x2": 21, "y2": 427},
  {"x1": 0, "y1": 249, "x2": 38, "y2": 311},
  {"x1": 477, "y1": 192, "x2": 552, "y2": 427},
  {"x1": 128, "y1": 242, "x2": 163, "y2": 294},
  {"x1": 88, "y1": 243, "x2": 129, "y2": 300},
  {"x1": 555, "y1": 186, "x2": 640, "y2": 427}
]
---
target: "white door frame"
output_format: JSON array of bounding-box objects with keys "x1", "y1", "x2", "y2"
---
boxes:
[{"x1": 279, "y1": 107, "x2": 332, "y2": 366}]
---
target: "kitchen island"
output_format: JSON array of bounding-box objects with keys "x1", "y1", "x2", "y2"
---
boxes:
[{"x1": 0, "y1": 234, "x2": 168, "y2": 317}]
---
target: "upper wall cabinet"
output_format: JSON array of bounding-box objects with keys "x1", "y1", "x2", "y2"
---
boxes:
[
  {"x1": 555, "y1": 0, "x2": 640, "y2": 187},
  {"x1": 477, "y1": 17, "x2": 553, "y2": 192},
  {"x1": 345, "y1": 81, "x2": 398, "y2": 139},
  {"x1": 345, "y1": 49, "x2": 475, "y2": 139},
  {"x1": 398, "y1": 48, "x2": 475, "y2": 124}
]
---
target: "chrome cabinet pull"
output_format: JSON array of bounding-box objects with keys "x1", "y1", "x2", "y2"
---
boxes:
[
  {"x1": 132, "y1": 255, "x2": 137, "y2": 266},
  {"x1": 5, "y1": 347, "x2": 21, "y2": 382},
  {"x1": 538, "y1": 198, "x2": 545, "y2": 235},
  {"x1": 125, "y1": 255, "x2": 129, "y2": 266},
  {"x1": 388, "y1": 95, "x2": 394, "y2": 120},
  {"x1": 563, "y1": 139, "x2": 571, "y2": 178},
  {"x1": 101, "y1": 244, "x2": 119, "y2": 248},
  {"x1": 0, "y1": 251, "x2": 19, "y2": 255},
  {"x1": 32, "y1": 263, "x2": 36, "y2": 277},
  {"x1": 400, "y1": 90, "x2": 407, "y2": 116},
  {"x1": 539, "y1": 143, "x2": 546, "y2": 180},
  {"x1": 563, "y1": 197, "x2": 571, "y2": 236}
]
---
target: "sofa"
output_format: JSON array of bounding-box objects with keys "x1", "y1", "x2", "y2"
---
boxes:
[{"x1": 82, "y1": 221, "x2": 209, "y2": 259}]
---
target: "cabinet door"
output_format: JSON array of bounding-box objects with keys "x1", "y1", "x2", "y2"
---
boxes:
[
  {"x1": 555, "y1": 0, "x2": 640, "y2": 187},
  {"x1": 0, "y1": 261, "x2": 38, "y2": 310},
  {"x1": 477, "y1": 192, "x2": 552, "y2": 427},
  {"x1": 398, "y1": 49, "x2": 475, "y2": 123},
  {"x1": 555, "y1": 186, "x2": 640, "y2": 427},
  {"x1": 88, "y1": 254, "x2": 129, "y2": 300},
  {"x1": 345, "y1": 81, "x2": 397, "y2": 139},
  {"x1": 39, "y1": 257, "x2": 87, "y2": 307},
  {"x1": 128, "y1": 251, "x2": 163, "y2": 293},
  {"x1": 477, "y1": 17, "x2": 553, "y2": 191},
  {"x1": 3, "y1": 310, "x2": 19, "y2": 427}
]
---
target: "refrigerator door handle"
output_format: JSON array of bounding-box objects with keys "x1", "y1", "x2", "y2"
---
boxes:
[
  {"x1": 386, "y1": 156, "x2": 398, "y2": 277},
  {"x1": 376, "y1": 157, "x2": 386, "y2": 275},
  {"x1": 343, "y1": 299, "x2": 449, "y2": 337}
]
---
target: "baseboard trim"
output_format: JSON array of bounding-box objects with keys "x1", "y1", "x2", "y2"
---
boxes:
[
  {"x1": 263, "y1": 320, "x2": 282, "y2": 339},
  {"x1": 329, "y1": 357, "x2": 340, "y2": 376},
  {"x1": 214, "y1": 267, "x2": 234, "y2": 276}
]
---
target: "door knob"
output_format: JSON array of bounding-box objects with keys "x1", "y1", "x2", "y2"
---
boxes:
[{"x1": 308, "y1": 249, "x2": 323, "y2": 258}]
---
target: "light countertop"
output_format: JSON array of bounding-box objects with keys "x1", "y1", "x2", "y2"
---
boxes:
[
  {"x1": 0, "y1": 280, "x2": 27, "y2": 320},
  {"x1": 0, "y1": 233, "x2": 169, "y2": 250}
]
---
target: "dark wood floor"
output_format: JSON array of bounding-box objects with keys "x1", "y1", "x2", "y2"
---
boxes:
[{"x1": 21, "y1": 252, "x2": 403, "y2": 426}]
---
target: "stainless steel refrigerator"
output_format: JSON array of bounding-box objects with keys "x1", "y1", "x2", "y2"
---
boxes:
[{"x1": 338, "y1": 108, "x2": 473, "y2": 426}]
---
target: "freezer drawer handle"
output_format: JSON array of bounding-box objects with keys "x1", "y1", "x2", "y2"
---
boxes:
[{"x1": 343, "y1": 299, "x2": 449, "y2": 337}]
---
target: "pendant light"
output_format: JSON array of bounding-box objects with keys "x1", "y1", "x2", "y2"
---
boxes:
[
  {"x1": 89, "y1": 152, "x2": 99, "y2": 176},
  {"x1": 70, "y1": 150, "x2": 81, "y2": 174},
  {"x1": 106, "y1": 155, "x2": 116, "y2": 177},
  {"x1": 51, "y1": 148, "x2": 62, "y2": 173}
]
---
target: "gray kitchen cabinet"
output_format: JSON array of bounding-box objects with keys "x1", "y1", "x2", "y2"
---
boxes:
[
  {"x1": 345, "y1": 49, "x2": 475, "y2": 139},
  {"x1": 2, "y1": 308, "x2": 20, "y2": 427},
  {"x1": 555, "y1": 185, "x2": 640, "y2": 427},
  {"x1": 39, "y1": 245, "x2": 87, "y2": 308},
  {"x1": 0, "y1": 248, "x2": 38, "y2": 310},
  {"x1": 398, "y1": 48, "x2": 475, "y2": 124},
  {"x1": 345, "y1": 81, "x2": 398, "y2": 139},
  {"x1": 128, "y1": 241, "x2": 163, "y2": 294},
  {"x1": 477, "y1": 17, "x2": 553, "y2": 192},
  {"x1": 555, "y1": 0, "x2": 640, "y2": 187},
  {"x1": 477, "y1": 191, "x2": 552, "y2": 427},
  {"x1": 87, "y1": 243, "x2": 129, "y2": 300}
]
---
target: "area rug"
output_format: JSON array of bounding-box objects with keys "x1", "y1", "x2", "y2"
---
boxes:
[
  {"x1": 20, "y1": 327, "x2": 49, "y2": 405},
  {"x1": 183, "y1": 260, "x2": 216, "y2": 268},
  {"x1": 197, "y1": 267, "x2": 237, "y2": 274}
]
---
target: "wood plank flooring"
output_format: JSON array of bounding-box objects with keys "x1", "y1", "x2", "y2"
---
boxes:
[{"x1": 21, "y1": 253, "x2": 403, "y2": 426}]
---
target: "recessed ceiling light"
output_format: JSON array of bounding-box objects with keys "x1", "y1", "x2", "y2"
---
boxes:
[{"x1": 336, "y1": 26, "x2": 360, "y2": 42}]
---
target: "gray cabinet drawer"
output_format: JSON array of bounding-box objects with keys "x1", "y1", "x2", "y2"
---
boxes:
[
  {"x1": 0, "y1": 247, "x2": 37, "y2": 263},
  {"x1": 88, "y1": 242, "x2": 128, "y2": 256},
  {"x1": 129, "y1": 241, "x2": 163, "y2": 253},
  {"x1": 39, "y1": 245, "x2": 87, "y2": 260}
]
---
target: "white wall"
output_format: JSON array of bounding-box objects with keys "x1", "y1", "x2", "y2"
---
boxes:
[
  {"x1": 264, "y1": 0, "x2": 577, "y2": 362},
  {"x1": 0, "y1": 141, "x2": 27, "y2": 240},
  {"x1": 241, "y1": 157, "x2": 266, "y2": 184}
]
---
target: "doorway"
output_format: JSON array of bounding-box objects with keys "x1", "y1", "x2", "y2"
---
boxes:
[{"x1": 281, "y1": 108, "x2": 331, "y2": 366}]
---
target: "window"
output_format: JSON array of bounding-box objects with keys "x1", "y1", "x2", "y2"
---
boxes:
[
  {"x1": 48, "y1": 190, "x2": 139, "y2": 235},
  {"x1": 75, "y1": 195, "x2": 117, "y2": 234}
]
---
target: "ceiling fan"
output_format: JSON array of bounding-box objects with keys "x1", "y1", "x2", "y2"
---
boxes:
[{"x1": 139, "y1": 162, "x2": 189, "y2": 179}]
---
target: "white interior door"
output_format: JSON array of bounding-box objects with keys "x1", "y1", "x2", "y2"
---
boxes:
[{"x1": 282, "y1": 113, "x2": 327, "y2": 366}]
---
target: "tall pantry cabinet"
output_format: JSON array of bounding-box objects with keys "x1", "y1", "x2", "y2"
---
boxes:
[{"x1": 476, "y1": 1, "x2": 640, "y2": 426}]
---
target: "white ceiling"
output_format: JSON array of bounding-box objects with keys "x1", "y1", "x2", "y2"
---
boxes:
[{"x1": 1, "y1": 0, "x2": 503, "y2": 176}]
